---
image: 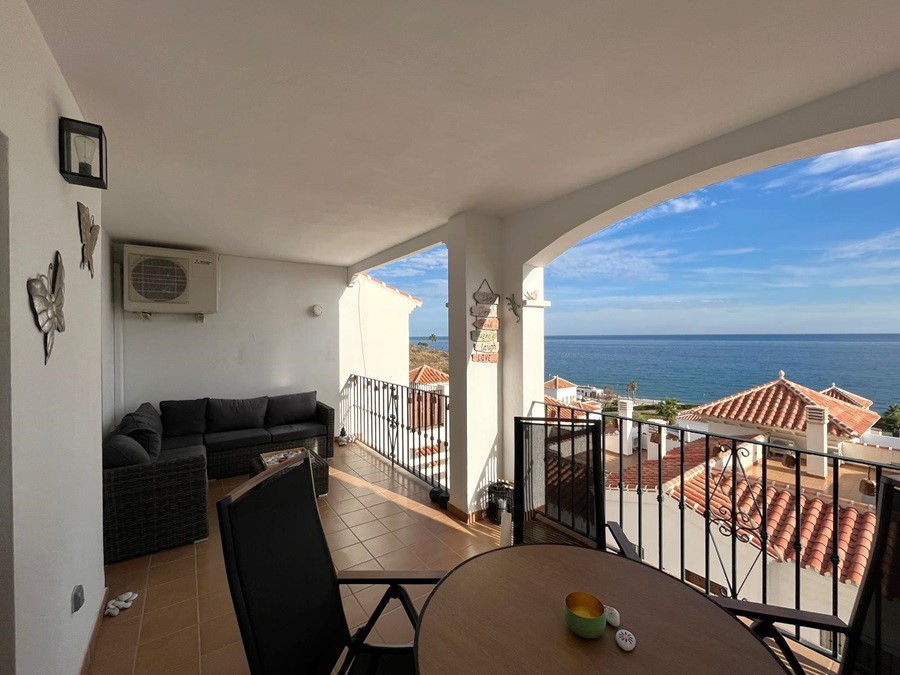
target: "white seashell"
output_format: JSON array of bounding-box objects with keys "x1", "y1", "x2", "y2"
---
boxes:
[
  {"x1": 604, "y1": 605, "x2": 621, "y2": 627},
  {"x1": 615, "y1": 629, "x2": 636, "y2": 652}
]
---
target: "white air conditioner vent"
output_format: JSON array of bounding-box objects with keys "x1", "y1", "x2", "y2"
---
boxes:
[
  {"x1": 123, "y1": 244, "x2": 218, "y2": 314},
  {"x1": 806, "y1": 406, "x2": 828, "y2": 424}
]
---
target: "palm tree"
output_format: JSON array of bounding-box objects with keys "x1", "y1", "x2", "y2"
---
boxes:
[
  {"x1": 657, "y1": 397, "x2": 681, "y2": 424},
  {"x1": 882, "y1": 404, "x2": 900, "y2": 434},
  {"x1": 627, "y1": 380, "x2": 638, "y2": 400},
  {"x1": 429, "y1": 333, "x2": 438, "y2": 344}
]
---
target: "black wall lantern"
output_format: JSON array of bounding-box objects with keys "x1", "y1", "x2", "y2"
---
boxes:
[{"x1": 59, "y1": 117, "x2": 107, "y2": 189}]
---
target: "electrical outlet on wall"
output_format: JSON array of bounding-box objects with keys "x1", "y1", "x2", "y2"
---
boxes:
[{"x1": 71, "y1": 584, "x2": 84, "y2": 613}]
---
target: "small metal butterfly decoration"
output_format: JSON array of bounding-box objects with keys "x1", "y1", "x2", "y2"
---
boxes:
[
  {"x1": 27, "y1": 251, "x2": 66, "y2": 364},
  {"x1": 77, "y1": 202, "x2": 100, "y2": 278}
]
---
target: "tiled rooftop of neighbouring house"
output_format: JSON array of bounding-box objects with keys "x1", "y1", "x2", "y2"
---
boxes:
[
  {"x1": 684, "y1": 373, "x2": 880, "y2": 438},
  {"x1": 409, "y1": 365, "x2": 450, "y2": 385},
  {"x1": 819, "y1": 384, "x2": 873, "y2": 409},
  {"x1": 544, "y1": 375, "x2": 578, "y2": 389},
  {"x1": 89, "y1": 443, "x2": 498, "y2": 674}
]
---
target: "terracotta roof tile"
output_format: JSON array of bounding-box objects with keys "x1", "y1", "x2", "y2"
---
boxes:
[
  {"x1": 545, "y1": 375, "x2": 578, "y2": 389},
  {"x1": 819, "y1": 384, "x2": 873, "y2": 409},
  {"x1": 672, "y1": 471, "x2": 876, "y2": 585},
  {"x1": 684, "y1": 375, "x2": 879, "y2": 438},
  {"x1": 409, "y1": 365, "x2": 449, "y2": 385}
]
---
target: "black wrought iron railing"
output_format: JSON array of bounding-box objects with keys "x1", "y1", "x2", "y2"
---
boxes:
[
  {"x1": 514, "y1": 405, "x2": 898, "y2": 662},
  {"x1": 341, "y1": 374, "x2": 449, "y2": 491}
]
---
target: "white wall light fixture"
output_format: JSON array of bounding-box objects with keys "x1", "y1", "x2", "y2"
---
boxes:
[{"x1": 312, "y1": 304, "x2": 324, "y2": 316}]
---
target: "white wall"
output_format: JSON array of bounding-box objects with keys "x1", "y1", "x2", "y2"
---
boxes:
[
  {"x1": 339, "y1": 275, "x2": 419, "y2": 389},
  {"x1": 120, "y1": 254, "x2": 346, "y2": 412},
  {"x1": 100, "y1": 231, "x2": 116, "y2": 432},
  {"x1": 1, "y1": 1, "x2": 105, "y2": 671}
]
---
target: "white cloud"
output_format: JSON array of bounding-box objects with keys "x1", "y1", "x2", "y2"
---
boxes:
[
  {"x1": 617, "y1": 194, "x2": 718, "y2": 228},
  {"x1": 767, "y1": 139, "x2": 900, "y2": 194},
  {"x1": 373, "y1": 245, "x2": 447, "y2": 278},
  {"x1": 825, "y1": 228, "x2": 900, "y2": 260},
  {"x1": 711, "y1": 247, "x2": 758, "y2": 256},
  {"x1": 546, "y1": 234, "x2": 673, "y2": 281}
]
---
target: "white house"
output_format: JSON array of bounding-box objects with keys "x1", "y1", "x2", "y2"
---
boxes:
[{"x1": 545, "y1": 375, "x2": 578, "y2": 403}]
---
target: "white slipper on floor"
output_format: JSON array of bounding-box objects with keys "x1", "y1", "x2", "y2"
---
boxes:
[{"x1": 117, "y1": 591, "x2": 138, "y2": 603}]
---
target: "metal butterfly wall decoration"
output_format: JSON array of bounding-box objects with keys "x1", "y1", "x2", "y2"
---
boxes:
[
  {"x1": 27, "y1": 251, "x2": 66, "y2": 364},
  {"x1": 77, "y1": 202, "x2": 100, "y2": 278}
]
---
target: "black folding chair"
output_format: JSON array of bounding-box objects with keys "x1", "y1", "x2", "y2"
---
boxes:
[
  {"x1": 717, "y1": 474, "x2": 899, "y2": 675},
  {"x1": 217, "y1": 453, "x2": 445, "y2": 674}
]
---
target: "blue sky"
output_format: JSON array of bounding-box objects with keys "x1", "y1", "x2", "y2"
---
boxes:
[{"x1": 374, "y1": 139, "x2": 900, "y2": 336}]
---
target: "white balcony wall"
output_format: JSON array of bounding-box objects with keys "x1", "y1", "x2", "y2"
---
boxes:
[
  {"x1": 117, "y1": 254, "x2": 346, "y2": 412},
  {"x1": 0, "y1": 1, "x2": 105, "y2": 671},
  {"x1": 339, "y1": 274, "x2": 420, "y2": 390}
]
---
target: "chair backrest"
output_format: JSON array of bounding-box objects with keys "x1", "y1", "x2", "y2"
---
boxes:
[
  {"x1": 841, "y1": 474, "x2": 900, "y2": 674},
  {"x1": 217, "y1": 454, "x2": 349, "y2": 675}
]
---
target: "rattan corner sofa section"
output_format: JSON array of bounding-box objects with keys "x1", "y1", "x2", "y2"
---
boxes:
[{"x1": 102, "y1": 392, "x2": 333, "y2": 563}]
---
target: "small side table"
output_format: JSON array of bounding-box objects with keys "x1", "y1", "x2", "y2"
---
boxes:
[{"x1": 248, "y1": 448, "x2": 330, "y2": 497}]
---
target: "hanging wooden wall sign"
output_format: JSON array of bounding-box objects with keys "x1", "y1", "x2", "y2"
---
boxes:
[{"x1": 470, "y1": 280, "x2": 500, "y2": 363}]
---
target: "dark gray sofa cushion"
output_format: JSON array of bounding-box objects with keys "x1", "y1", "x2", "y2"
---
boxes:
[
  {"x1": 204, "y1": 428, "x2": 272, "y2": 453},
  {"x1": 116, "y1": 403, "x2": 163, "y2": 460},
  {"x1": 207, "y1": 397, "x2": 268, "y2": 433},
  {"x1": 265, "y1": 391, "x2": 317, "y2": 426},
  {"x1": 160, "y1": 398, "x2": 208, "y2": 436},
  {"x1": 157, "y1": 443, "x2": 207, "y2": 463},
  {"x1": 266, "y1": 422, "x2": 327, "y2": 444},
  {"x1": 162, "y1": 434, "x2": 204, "y2": 451},
  {"x1": 102, "y1": 434, "x2": 151, "y2": 469}
]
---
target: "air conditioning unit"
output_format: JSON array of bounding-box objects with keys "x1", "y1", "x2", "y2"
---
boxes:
[{"x1": 123, "y1": 244, "x2": 219, "y2": 314}]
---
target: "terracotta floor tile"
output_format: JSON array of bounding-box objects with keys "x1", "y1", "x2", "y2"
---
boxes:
[
  {"x1": 458, "y1": 539, "x2": 496, "y2": 559},
  {"x1": 150, "y1": 544, "x2": 195, "y2": 567},
  {"x1": 378, "y1": 512, "x2": 417, "y2": 531},
  {"x1": 352, "y1": 584, "x2": 400, "y2": 618},
  {"x1": 373, "y1": 607, "x2": 415, "y2": 645},
  {"x1": 392, "y1": 524, "x2": 436, "y2": 546},
  {"x1": 375, "y1": 546, "x2": 425, "y2": 571},
  {"x1": 162, "y1": 658, "x2": 200, "y2": 674},
  {"x1": 140, "y1": 598, "x2": 198, "y2": 644},
  {"x1": 94, "y1": 616, "x2": 142, "y2": 661},
  {"x1": 198, "y1": 566, "x2": 230, "y2": 596},
  {"x1": 436, "y1": 528, "x2": 484, "y2": 552},
  {"x1": 105, "y1": 578, "x2": 148, "y2": 614},
  {"x1": 105, "y1": 556, "x2": 150, "y2": 578},
  {"x1": 403, "y1": 539, "x2": 453, "y2": 565},
  {"x1": 196, "y1": 551, "x2": 226, "y2": 577},
  {"x1": 362, "y1": 532, "x2": 405, "y2": 559},
  {"x1": 421, "y1": 547, "x2": 464, "y2": 570},
  {"x1": 343, "y1": 559, "x2": 383, "y2": 594},
  {"x1": 330, "y1": 497, "x2": 366, "y2": 515},
  {"x1": 357, "y1": 492, "x2": 389, "y2": 507},
  {"x1": 326, "y1": 528, "x2": 360, "y2": 551},
  {"x1": 87, "y1": 647, "x2": 136, "y2": 675},
  {"x1": 105, "y1": 569, "x2": 149, "y2": 596},
  {"x1": 134, "y1": 625, "x2": 199, "y2": 674},
  {"x1": 200, "y1": 612, "x2": 241, "y2": 655},
  {"x1": 144, "y1": 574, "x2": 198, "y2": 612},
  {"x1": 349, "y1": 520, "x2": 390, "y2": 542},
  {"x1": 200, "y1": 641, "x2": 250, "y2": 675},
  {"x1": 147, "y1": 557, "x2": 195, "y2": 588},
  {"x1": 199, "y1": 588, "x2": 236, "y2": 622},
  {"x1": 342, "y1": 593, "x2": 368, "y2": 630},
  {"x1": 320, "y1": 516, "x2": 347, "y2": 534},
  {"x1": 340, "y1": 509, "x2": 377, "y2": 528},
  {"x1": 331, "y1": 543, "x2": 373, "y2": 571}
]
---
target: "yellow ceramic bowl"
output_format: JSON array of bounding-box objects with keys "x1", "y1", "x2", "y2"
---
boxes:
[{"x1": 565, "y1": 592, "x2": 607, "y2": 639}]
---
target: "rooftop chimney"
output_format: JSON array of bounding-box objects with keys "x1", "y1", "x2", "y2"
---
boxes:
[
  {"x1": 617, "y1": 398, "x2": 634, "y2": 456},
  {"x1": 805, "y1": 405, "x2": 828, "y2": 478}
]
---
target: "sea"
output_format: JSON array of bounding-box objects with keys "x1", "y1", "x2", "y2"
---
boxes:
[{"x1": 411, "y1": 334, "x2": 900, "y2": 413}]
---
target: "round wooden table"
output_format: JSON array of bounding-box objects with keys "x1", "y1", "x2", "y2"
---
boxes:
[{"x1": 415, "y1": 544, "x2": 786, "y2": 674}]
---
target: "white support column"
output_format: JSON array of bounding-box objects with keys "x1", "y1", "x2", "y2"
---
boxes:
[
  {"x1": 447, "y1": 213, "x2": 504, "y2": 520},
  {"x1": 500, "y1": 264, "x2": 549, "y2": 481},
  {"x1": 618, "y1": 399, "x2": 634, "y2": 456},
  {"x1": 805, "y1": 406, "x2": 829, "y2": 478}
]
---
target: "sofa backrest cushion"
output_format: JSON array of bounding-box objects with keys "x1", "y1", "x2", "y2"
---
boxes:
[
  {"x1": 160, "y1": 398, "x2": 208, "y2": 436},
  {"x1": 103, "y1": 434, "x2": 151, "y2": 469},
  {"x1": 207, "y1": 396, "x2": 269, "y2": 433},
  {"x1": 265, "y1": 391, "x2": 317, "y2": 427},
  {"x1": 116, "y1": 403, "x2": 163, "y2": 460}
]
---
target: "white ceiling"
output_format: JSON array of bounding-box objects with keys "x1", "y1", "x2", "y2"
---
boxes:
[{"x1": 27, "y1": 1, "x2": 900, "y2": 266}]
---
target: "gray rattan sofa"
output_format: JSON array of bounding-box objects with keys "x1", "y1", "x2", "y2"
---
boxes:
[{"x1": 102, "y1": 392, "x2": 333, "y2": 563}]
